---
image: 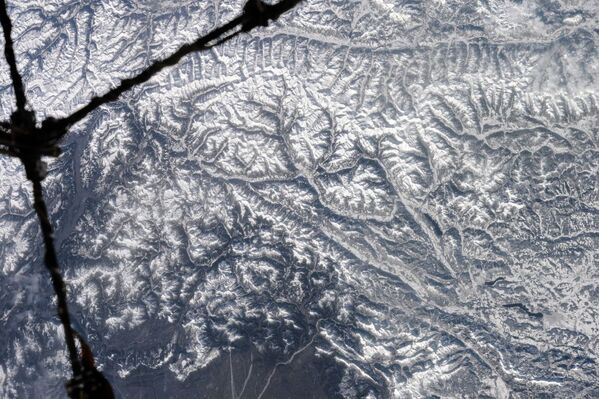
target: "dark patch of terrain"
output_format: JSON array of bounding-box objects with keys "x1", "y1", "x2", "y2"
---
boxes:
[{"x1": 110, "y1": 345, "x2": 343, "y2": 399}]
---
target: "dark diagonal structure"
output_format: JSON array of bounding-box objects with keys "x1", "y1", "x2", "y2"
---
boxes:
[{"x1": 0, "y1": 1, "x2": 303, "y2": 397}]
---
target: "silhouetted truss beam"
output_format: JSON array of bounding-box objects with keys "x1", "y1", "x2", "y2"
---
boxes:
[{"x1": 0, "y1": 0, "x2": 303, "y2": 398}]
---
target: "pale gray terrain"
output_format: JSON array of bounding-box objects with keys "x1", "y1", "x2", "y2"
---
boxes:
[{"x1": 0, "y1": 0, "x2": 598, "y2": 398}]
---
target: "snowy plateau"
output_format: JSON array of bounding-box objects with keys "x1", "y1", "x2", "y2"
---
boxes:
[{"x1": 0, "y1": 0, "x2": 598, "y2": 398}]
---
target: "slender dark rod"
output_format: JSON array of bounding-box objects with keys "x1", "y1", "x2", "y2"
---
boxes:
[
  {"x1": 0, "y1": 0, "x2": 27, "y2": 111},
  {"x1": 52, "y1": 15, "x2": 244, "y2": 131},
  {"x1": 31, "y1": 175, "x2": 81, "y2": 377},
  {"x1": 52, "y1": 0, "x2": 303, "y2": 133}
]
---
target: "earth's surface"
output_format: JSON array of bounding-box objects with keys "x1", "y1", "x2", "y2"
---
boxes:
[{"x1": 0, "y1": 1, "x2": 598, "y2": 398}]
